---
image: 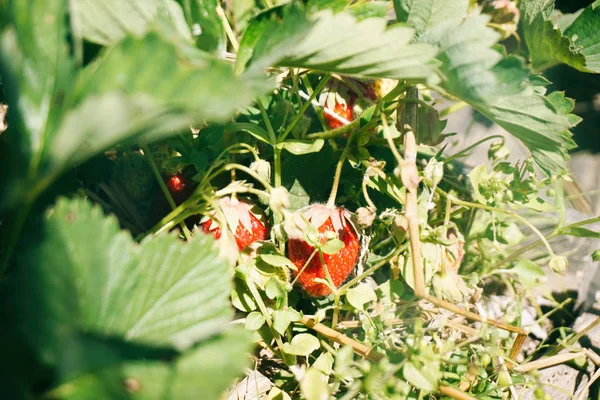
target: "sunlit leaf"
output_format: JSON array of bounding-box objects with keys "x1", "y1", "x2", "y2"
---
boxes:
[
  {"x1": 416, "y1": 13, "x2": 579, "y2": 175},
  {"x1": 394, "y1": 0, "x2": 469, "y2": 35},
  {"x1": 276, "y1": 139, "x2": 325, "y2": 155},
  {"x1": 346, "y1": 285, "x2": 377, "y2": 310},
  {"x1": 520, "y1": 0, "x2": 600, "y2": 73},
  {"x1": 238, "y1": 5, "x2": 438, "y2": 82},
  {"x1": 510, "y1": 259, "x2": 547, "y2": 288},
  {"x1": 71, "y1": 0, "x2": 192, "y2": 45},
  {"x1": 282, "y1": 333, "x2": 320, "y2": 356}
]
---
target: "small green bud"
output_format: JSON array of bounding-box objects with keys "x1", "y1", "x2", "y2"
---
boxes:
[
  {"x1": 269, "y1": 186, "x2": 290, "y2": 214},
  {"x1": 488, "y1": 140, "x2": 510, "y2": 160},
  {"x1": 549, "y1": 255, "x2": 568, "y2": 274},
  {"x1": 592, "y1": 249, "x2": 600, "y2": 262},
  {"x1": 480, "y1": 353, "x2": 492, "y2": 368},
  {"x1": 423, "y1": 158, "x2": 444, "y2": 187},
  {"x1": 356, "y1": 206, "x2": 376, "y2": 228},
  {"x1": 250, "y1": 159, "x2": 272, "y2": 183}
]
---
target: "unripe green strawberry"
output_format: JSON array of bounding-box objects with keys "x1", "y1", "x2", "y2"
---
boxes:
[
  {"x1": 365, "y1": 78, "x2": 398, "y2": 100},
  {"x1": 113, "y1": 153, "x2": 155, "y2": 200},
  {"x1": 150, "y1": 142, "x2": 182, "y2": 174}
]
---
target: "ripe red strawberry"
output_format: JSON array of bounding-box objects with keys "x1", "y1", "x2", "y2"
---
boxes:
[
  {"x1": 165, "y1": 173, "x2": 194, "y2": 205},
  {"x1": 166, "y1": 174, "x2": 188, "y2": 194},
  {"x1": 202, "y1": 197, "x2": 268, "y2": 251},
  {"x1": 324, "y1": 99, "x2": 355, "y2": 129},
  {"x1": 288, "y1": 205, "x2": 360, "y2": 297}
]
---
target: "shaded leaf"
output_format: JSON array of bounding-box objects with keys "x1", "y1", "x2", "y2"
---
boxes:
[
  {"x1": 563, "y1": 3, "x2": 600, "y2": 73},
  {"x1": 52, "y1": 328, "x2": 252, "y2": 400},
  {"x1": 519, "y1": 0, "x2": 586, "y2": 72},
  {"x1": 179, "y1": 0, "x2": 226, "y2": 53},
  {"x1": 227, "y1": 122, "x2": 272, "y2": 144},
  {"x1": 15, "y1": 197, "x2": 234, "y2": 366},
  {"x1": 288, "y1": 180, "x2": 311, "y2": 211}
]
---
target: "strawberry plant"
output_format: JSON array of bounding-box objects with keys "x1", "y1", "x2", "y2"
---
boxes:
[{"x1": 1, "y1": 0, "x2": 600, "y2": 399}]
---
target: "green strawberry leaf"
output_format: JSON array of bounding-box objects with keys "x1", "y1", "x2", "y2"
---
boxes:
[
  {"x1": 276, "y1": 139, "x2": 325, "y2": 155},
  {"x1": 393, "y1": 0, "x2": 469, "y2": 35},
  {"x1": 320, "y1": 238, "x2": 345, "y2": 255},
  {"x1": 519, "y1": 0, "x2": 585, "y2": 72},
  {"x1": 282, "y1": 333, "x2": 320, "y2": 356},
  {"x1": 300, "y1": 366, "x2": 330, "y2": 400},
  {"x1": 273, "y1": 309, "x2": 302, "y2": 335},
  {"x1": 0, "y1": 0, "x2": 74, "y2": 208},
  {"x1": 403, "y1": 360, "x2": 438, "y2": 392},
  {"x1": 71, "y1": 0, "x2": 192, "y2": 45},
  {"x1": 346, "y1": 285, "x2": 377, "y2": 310},
  {"x1": 45, "y1": 328, "x2": 252, "y2": 400},
  {"x1": 520, "y1": 0, "x2": 600, "y2": 73},
  {"x1": 563, "y1": 2, "x2": 600, "y2": 73},
  {"x1": 237, "y1": 4, "x2": 438, "y2": 82},
  {"x1": 13, "y1": 197, "x2": 235, "y2": 366},
  {"x1": 416, "y1": 13, "x2": 579, "y2": 175},
  {"x1": 510, "y1": 259, "x2": 547, "y2": 288},
  {"x1": 245, "y1": 311, "x2": 266, "y2": 331},
  {"x1": 260, "y1": 254, "x2": 298, "y2": 271},
  {"x1": 178, "y1": 0, "x2": 226, "y2": 53},
  {"x1": 1, "y1": 12, "x2": 269, "y2": 210},
  {"x1": 557, "y1": 226, "x2": 600, "y2": 239}
]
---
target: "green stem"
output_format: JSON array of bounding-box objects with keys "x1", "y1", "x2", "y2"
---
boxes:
[
  {"x1": 443, "y1": 135, "x2": 504, "y2": 163},
  {"x1": 142, "y1": 146, "x2": 192, "y2": 241},
  {"x1": 216, "y1": 3, "x2": 239, "y2": 52},
  {"x1": 361, "y1": 178, "x2": 377, "y2": 211},
  {"x1": 437, "y1": 188, "x2": 556, "y2": 258},
  {"x1": 382, "y1": 113, "x2": 404, "y2": 166},
  {"x1": 326, "y1": 146, "x2": 350, "y2": 207},
  {"x1": 0, "y1": 199, "x2": 33, "y2": 278},
  {"x1": 338, "y1": 244, "x2": 407, "y2": 293},
  {"x1": 491, "y1": 215, "x2": 600, "y2": 269},
  {"x1": 274, "y1": 147, "x2": 282, "y2": 188},
  {"x1": 439, "y1": 101, "x2": 468, "y2": 118},
  {"x1": 301, "y1": 74, "x2": 329, "y2": 132},
  {"x1": 305, "y1": 117, "x2": 361, "y2": 140},
  {"x1": 280, "y1": 74, "x2": 331, "y2": 142},
  {"x1": 257, "y1": 99, "x2": 277, "y2": 145},
  {"x1": 215, "y1": 163, "x2": 274, "y2": 191}
]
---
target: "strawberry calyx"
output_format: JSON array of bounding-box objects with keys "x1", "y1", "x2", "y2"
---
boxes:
[
  {"x1": 288, "y1": 204, "x2": 360, "y2": 297},
  {"x1": 201, "y1": 197, "x2": 268, "y2": 251}
]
